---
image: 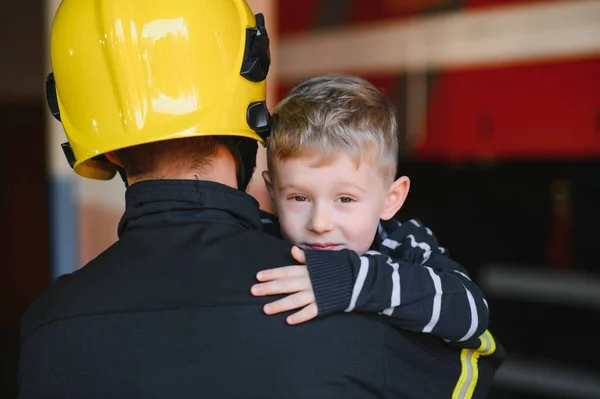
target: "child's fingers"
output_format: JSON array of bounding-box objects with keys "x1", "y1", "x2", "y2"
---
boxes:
[
  {"x1": 287, "y1": 303, "x2": 318, "y2": 325},
  {"x1": 263, "y1": 291, "x2": 315, "y2": 315},
  {"x1": 251, "y1": 276, "x2": 311, "y2": 296},
  {"x1": 291, "y1": 246, "x2": 306, "y2": 264},
  {"x1": 256, "y1": 265, "x2": 306, "y2": 282}
]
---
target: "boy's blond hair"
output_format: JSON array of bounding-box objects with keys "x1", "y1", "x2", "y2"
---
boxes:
[{"x1": 268, "y1": 74, "x2": 399, "y2": 182}]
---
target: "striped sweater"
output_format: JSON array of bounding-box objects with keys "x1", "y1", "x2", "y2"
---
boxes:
[{"x1": 260, "y1": 211, "x2": 488, "y2": 349}]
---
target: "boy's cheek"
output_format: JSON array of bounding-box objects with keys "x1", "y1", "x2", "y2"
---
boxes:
[
  {"x1": 279, "y1": 213, "x2": 305, "y2": 242},
  {"x1": 271, "y1": 196, "x2": 287, "y2": 215}
]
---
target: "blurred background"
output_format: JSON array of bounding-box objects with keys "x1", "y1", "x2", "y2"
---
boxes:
[{"x1": 1, "y1": 0, "x2": 599, "y2": 397}]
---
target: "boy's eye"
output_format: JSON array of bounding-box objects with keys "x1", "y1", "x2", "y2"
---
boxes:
[
  {"x1": 291, "y1": 195, "x2": 308, "y2": 202},
  {"x1": 338, "y1": 196, "x2": 354, "y2": 203}
]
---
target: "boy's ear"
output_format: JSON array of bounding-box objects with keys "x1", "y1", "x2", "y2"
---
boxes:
[
  {"x1": 380, "y1": 176, "x2": 410, "y2": 220},
  {"x1": 262, "y1": 170, "x2": 275, "y2": 201}
]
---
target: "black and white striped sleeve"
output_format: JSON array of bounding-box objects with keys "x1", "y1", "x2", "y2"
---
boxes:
[{"x1": 305, "y1": 219, "x2": 489, "y2": 345}]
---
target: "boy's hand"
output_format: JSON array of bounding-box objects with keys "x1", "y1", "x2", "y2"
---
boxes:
[{"x1": 251, "y1": 246, "x2": 318, "y2": 325}]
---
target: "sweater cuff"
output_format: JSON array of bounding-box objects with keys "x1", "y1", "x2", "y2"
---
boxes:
[{"x1": 304, "y1": 249, "x2": 354, "y2": 316}]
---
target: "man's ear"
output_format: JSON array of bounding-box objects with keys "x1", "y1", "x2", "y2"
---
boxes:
[
  {"x1": 380, "y1": 176, "x2": 410, "y2": 220},
  {"x1": 104, "y1": 152, "x2": 123, "y2": 167},
  {"x1": 262, "y1": 170, "x2": 275, "y2": 201}
]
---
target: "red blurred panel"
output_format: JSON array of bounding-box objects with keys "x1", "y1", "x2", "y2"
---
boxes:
[
  {"x1": 277, "y1": 0, "x2": 568, "y2": 37},
  {"x1": 362, "y1": 75, "x2": 400, "y2": 98},
  {"x1": 347, "y1": 0, "x2": 562, "y2": 26},
  {"x1": 416, "y1": 57, "x2": 600, "y2": 160},
  {"x1": 348, "y1": 0, "x2": 428, "y2": 25},
  {"x1": 278, "y1": 0, "x2": 322, "y2": 36}
]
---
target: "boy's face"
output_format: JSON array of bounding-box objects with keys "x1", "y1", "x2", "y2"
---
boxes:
[{"x1": 264, "y1": 152, "x2": 409, "y2": 255}]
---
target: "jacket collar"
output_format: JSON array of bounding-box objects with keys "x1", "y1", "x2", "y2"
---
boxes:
[{"x1": 118, "y1": 179, "x2": 262, "y2": 237}]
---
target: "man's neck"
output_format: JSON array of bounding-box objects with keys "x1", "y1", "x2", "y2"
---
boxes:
[{"x1": 127, "y1": 146, "x2": 239, "y2": 188}]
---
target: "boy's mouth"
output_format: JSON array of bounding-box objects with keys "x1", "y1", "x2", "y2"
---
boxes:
[{"x1": 305, "y1": 243, "x2": 343, "y2": 250}]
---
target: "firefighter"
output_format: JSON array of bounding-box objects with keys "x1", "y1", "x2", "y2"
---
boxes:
[{"x1": 19, "y1": 1, "x2": 502, "y2": 398}]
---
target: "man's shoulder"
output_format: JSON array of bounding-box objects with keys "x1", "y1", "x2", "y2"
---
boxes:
[
  {"x1": 20, "y1": 241, "x2": 145, "y2": 342},
  {"x1": 20, "y1": 230, "x2": 294, "y2": 341},
  {"x1": 20, "y1": 270, "x2": 84, "y2": 343},
  {"x1": 229, "y1": 228, "x2": 295, "y2": 266}
]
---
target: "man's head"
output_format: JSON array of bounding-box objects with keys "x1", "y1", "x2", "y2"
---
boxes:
[
  {"x1": 46, "y1": 0, "x2": 271, "y2": 190},
  {"x1": 264, "y1": 74, "x2": 410, "y2": 255}
]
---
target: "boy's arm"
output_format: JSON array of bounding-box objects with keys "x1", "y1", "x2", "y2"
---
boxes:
[
  {"x1": 305, "y1": 219, "x2": 489, "y2": 345},
  {"x1": 253, "y1": 212, "x2": 488, "y2": 346}
]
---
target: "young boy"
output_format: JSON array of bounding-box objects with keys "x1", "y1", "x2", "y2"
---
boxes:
[{"x1": 251, "y1": 74, "x2": 491, "y2": 348}]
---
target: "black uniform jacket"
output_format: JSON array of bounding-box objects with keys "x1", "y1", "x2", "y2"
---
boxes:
[{"x1": 19, "y1": 180, "x2": 502, "y2": 398}]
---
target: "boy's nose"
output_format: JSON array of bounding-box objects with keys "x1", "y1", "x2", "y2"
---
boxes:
[{"x1": 308, "y1": 205, "x2": 334, "y2": 233}]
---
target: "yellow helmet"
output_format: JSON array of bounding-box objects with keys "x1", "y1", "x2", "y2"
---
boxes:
[{"x1": 46, "y1": 0, "x2": 271, "y2": 180}]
